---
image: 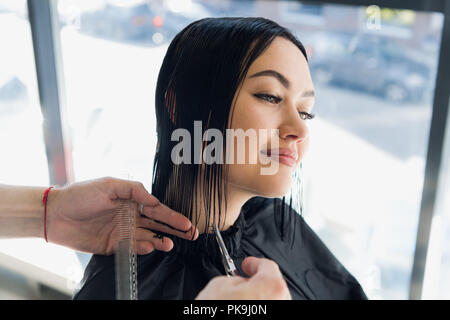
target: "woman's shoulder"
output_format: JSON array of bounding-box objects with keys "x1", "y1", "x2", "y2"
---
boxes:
[
  {"x1": 242, "y1": 196, "x2": 354, "y2": 274},
  {"x1": 241, "y1": 196, "x2": 368, "y2": 299}
]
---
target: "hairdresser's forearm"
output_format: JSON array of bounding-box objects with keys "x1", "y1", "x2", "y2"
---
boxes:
[{"x1": 0, "y1": 185, "x2": 59, "y2": 239}]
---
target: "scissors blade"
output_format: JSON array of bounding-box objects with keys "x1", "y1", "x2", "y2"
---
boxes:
[{"x1": 213, "y1": 225, "x2": 239, "y2": 277}]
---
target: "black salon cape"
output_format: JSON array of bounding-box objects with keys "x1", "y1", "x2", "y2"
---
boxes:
[{"x1": 73, "y1": 196, "x2": 367, "y2": 300}]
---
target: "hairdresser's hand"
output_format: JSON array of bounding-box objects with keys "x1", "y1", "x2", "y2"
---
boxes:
[
  {"x1": 196, "y1": 257, "x2": 291, "y2": 300},
  {"x1": 46, "y1": 177, "x2": 199, "y2": 255}
]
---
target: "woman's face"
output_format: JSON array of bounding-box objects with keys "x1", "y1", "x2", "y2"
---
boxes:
[{"x1": 226, "y1": 36, "x2": 315, "y2": 197}]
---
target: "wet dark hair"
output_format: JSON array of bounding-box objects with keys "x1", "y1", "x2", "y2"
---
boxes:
[{"x1": 151, "y1": 17, "x2": 308, "y2": 245}]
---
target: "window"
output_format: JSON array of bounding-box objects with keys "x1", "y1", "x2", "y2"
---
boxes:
[
  {"x1": 281, "y1": 2, "x2": 325, "y2": 27},
  {"x1": 54, "y1": 0, "x2": 445, "y2": 299},
  {"x1": 0, "y1": 0, "x2": 49, "y2": 186},
  {"x1": 0, "y1": 1, "x2": 84, "y2": 298},
  {"x1": 288, "y1": 4, "x2": 443, "y2": 299}
]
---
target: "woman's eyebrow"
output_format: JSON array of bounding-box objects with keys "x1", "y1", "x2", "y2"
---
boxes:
[
  {"x1": 249, "y1": 69, "x2": 290, "y2": 88},
  {"x1": 248, "y1": 69, "x2": 315, "y2": 97}
]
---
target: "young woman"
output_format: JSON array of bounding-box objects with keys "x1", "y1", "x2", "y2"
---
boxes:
[{"x1": 74, "y1": 17, "x2": 367, "y2": 300}]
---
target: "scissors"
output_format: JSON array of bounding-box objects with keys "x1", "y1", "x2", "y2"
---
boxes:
[{"x1": 213, "y1": 225, "x2": 239, "y2": 277}]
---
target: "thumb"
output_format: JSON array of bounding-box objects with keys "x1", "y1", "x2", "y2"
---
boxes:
[{"x1": 241, "y1": 256, "x2": 280, "y2": 278}]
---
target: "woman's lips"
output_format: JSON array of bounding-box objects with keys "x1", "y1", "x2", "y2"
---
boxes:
[
  {"x1": 259, "y1": 148, "x2": 298, "y2": 167},
  {"x1": 276, "y1": 154, "x2": 297, "y2": 167}
]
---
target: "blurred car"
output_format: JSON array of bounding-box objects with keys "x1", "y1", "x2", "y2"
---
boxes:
[
  {"x1": 195, "y1": 0, "x2": 256, "y2": 17},
  {"x1": 309, "y1": 32, "x2": 435, "y2": 103},
  {"x1": 0, "y1": 75, "x2": 26, "y2": 100},
  {"x1": 0, "y1": 73, "x2": 28, "y2": 114},
  {"x1": 77, "y1": 0, "x2": 212, "y2": 46},
  {"x1": 0, "y1": 0, "x2": 27, "y2": 18}
]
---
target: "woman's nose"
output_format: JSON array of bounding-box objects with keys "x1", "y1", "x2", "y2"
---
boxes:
[{"x1": 278, "y1": 106, "x2": 309, "y2": 144}]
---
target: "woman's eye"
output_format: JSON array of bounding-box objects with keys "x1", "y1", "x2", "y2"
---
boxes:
[
  {"x1": 298, "y1": 111, "x2": 315, "y2": 120},
  {"x1": 254, "y1": 93, "x2": 282, "y2": 104},
  {"x1": 254, "y1": 93, "x2": 315, "y2": 120}
]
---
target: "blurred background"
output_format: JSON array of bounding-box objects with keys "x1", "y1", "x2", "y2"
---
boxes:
[{"x1": 0, "y1": 0, "x2": 449, "y2": 299}]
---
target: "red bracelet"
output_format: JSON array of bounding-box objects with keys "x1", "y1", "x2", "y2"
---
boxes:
[{"x1": 42, "y1": 187, "x2": 54, "y2": 243}]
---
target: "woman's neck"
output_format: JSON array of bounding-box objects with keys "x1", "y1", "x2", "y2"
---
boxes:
[{"x1": 191, "y1": 181, "x2": 254, "y2": 234}]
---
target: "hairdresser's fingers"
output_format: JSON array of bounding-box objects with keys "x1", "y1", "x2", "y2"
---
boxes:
[
  {"x1": 105, "y1": 177, "x2": 159, "y2": 207},
  {"x1": 137, "y1": 216, "x2": 199, "y2": 240},
  {"x1": 241, "y1": 256, "x2": 280, "y2": 278},
  {"x1": 241, "y1": 257, "x2": 291, "y2": 300},
  {"x1": 135, "y1": 227, "x2": 174, "y2": 252},
  {"x1": 206, "y1": 275, "x2": 246, "y2": 288},
  {"x1": 136, "y1": 241, "x2": 155, "y2": 255},
  {"x1": 141, "y1": 203, "x2": 194, "y2": 232},
  {"x1": 195, "y1": 276, "x2": 246, "y2": 300}
]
